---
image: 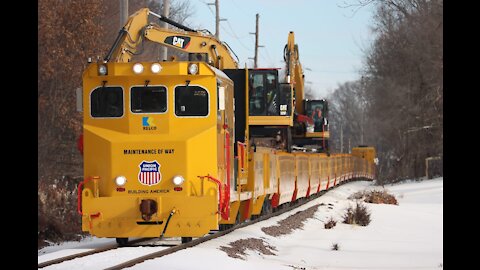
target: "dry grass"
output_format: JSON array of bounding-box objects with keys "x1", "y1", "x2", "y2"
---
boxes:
[
  {"x1": 38, "y1": 176, "x2": 84, "y2": 249},
  {"x1": 324, "y1": 217, "x2": 337, "y2": 229},
  {"x1": 364, "y1": 190, "x2": 398, "y2": 205},
  {"x1": 343, "y1": 202, "x2": 371, "y2": 226},
  {"x1": 348, "y1": 191, "x2": 366, "y2": 200},
  {"x1": 349, "y1": 190, "x2": 398, "y2": 205}
]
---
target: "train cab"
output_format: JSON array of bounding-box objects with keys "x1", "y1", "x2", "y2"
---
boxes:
[{"x1": 79, "y1": 61, "x2": 234, "y2": 243}]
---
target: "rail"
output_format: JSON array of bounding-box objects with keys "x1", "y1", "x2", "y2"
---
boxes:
[{"x1": 39, "y1": 176, "x2": 373, "y2": 269}]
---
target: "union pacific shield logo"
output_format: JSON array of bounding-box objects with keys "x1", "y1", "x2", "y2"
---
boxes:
[{"x1": 138, "y1": 160, "x2": 162, "y2": 186}]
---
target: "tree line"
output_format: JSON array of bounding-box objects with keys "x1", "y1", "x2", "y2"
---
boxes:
[
  {"x1": 328, "y1": 0, "x2": 443, "y2": 183},
  {"x1": 38, "y1": 0, "x2": 192, "y2": 247}
]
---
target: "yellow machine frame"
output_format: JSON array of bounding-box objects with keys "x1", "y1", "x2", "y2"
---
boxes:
[{"x1": 79, "y1": 8, "x2": 376, "y2": 242}]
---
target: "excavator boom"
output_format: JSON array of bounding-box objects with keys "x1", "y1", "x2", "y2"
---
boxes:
[
  {"x1": 284, "y1": 31, "x2": 305, "y2": 115},
  {"x1": 105, "y1": 8, "x2": 238, "y2": 69}
]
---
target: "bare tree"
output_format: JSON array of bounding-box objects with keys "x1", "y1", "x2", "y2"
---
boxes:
[
  {"x1": 328, "y1": 81, "x2": 367, "y2": 153},
  {"x1": 332, "y1": 0, "x2": 442, "y2": 183},
  {"x1": 38, "y1": 0, "x2": 107, "y2": 247},
  {"x1": 38, "y1": 0, "x2": 195, "y2": 247}
]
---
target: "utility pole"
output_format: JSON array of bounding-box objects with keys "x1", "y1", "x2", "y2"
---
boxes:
[
  {"x1": 120, "y1": 0, "x2": 129, "y2": 28},
  {"x1": 208, "y1": 0, "x2": 226, "y2": 39},
  {"x1": 249, "y1": 14, "x2": 263, "y2": 68},
  {"x1": 160, "y1": 0, "x2": 170, "y2": 61},
  {"x1": 360, "y1": 77, "x2": 365, "y2": 146},
  {"x1": 215, "y1": 0, "x2": 220, "y2": 39},
  {"x1": 340, "y1": 122, "x2": 343, "y2": 153}
]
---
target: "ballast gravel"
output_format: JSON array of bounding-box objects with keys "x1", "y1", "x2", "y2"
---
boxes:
[
  {"x1": 219, "y1": 204, "x2": 321, "y2": 260},
  {"x1": 261, "y1": 204, "x2": 320, "y2": 237},
  {"x1": 219, "y1": 238, "x2": 277, "y2": 260}
]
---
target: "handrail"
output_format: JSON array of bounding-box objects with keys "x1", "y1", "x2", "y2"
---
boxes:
[
  {"x1": 77, "y1": 176, "x2": 99, "y2": 215},
  {"x1": 199, "y1": 175, "x2": 229, "y2": 220}
]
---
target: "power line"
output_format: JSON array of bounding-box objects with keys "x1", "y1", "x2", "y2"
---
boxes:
[
  {"x1": 261, "y1": 47, "x2": 277, "y2": 67},
  {"x1": 220, "y1": 24, "x2": 252, "y2": 52},
  {"x1": 225, "y1": 20, "x2": 250, "y2": 39},
  {"x1": 204, "y1": 3, "x2": 215, "y2": 16},
  {"x1": 230, "y1": 0, "x2": 252, "y2": 17},
  {"x1": 313, "y1": 70, "x2": 358, "y2": 74}
]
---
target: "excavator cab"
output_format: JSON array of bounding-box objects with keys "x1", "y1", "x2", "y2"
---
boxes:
[
  {"x1": 222, "y1": 67, "x2": 293, "y2": 152},
  {"x1": 291, "y1": 99, "x2": 330, "y2": 153},
  {"x1": 245, "y1": 68, "x2": 293, "y2": 152},
  {"x1": 248, "y1": 69, "x2": 292, "y2": 118}
]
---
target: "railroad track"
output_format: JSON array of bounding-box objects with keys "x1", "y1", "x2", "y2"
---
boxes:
[
  {"x1": 37, "y1": 237, "x2": 153, "y2": 268},
  {"x1": 38, "y1": 179, "x2": 363, "y2": 270}
]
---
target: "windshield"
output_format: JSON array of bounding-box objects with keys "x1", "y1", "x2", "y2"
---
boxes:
[
  {"x1": 305, "y1": 100, "x2": 327, "y2": 132},
  {"x1": 175, "y1": 85, "x2": 209, "y2": 116},
  {"x1": 305, "y1": 101, "x2": 325, "y2": 118},
  {"x1": 90, "y1": 86, "x2": 123, "y2": 118},
  {"x1": 131, "y1": 86, "x2": 167, "y2": 113},
  {"x1": 248, "y1": 70, "x2": 280, "y2": 116}
]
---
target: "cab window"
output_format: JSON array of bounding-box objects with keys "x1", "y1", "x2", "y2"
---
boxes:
[
  {"x1": 90, "y1": 86, "x2": 123, "y2": 118},
  {"x1": 249, "y1": 73, "x2": 265, "y2": 115},
  {"x1": 175, "y1": 86, "x2": 209, "y2": 116},
  {"x1": 131, "y1": 86, "x2": 167, "y2": 113},
  {"x1": 248, "y1": 70, "x2": 280, "y2": 116}
]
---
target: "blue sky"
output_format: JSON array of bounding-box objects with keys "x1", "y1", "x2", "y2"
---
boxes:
[{"x1": 186, "y1": 0, "x2": 376, "y2": 98}]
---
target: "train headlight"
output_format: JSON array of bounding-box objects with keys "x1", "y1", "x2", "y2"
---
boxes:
[
  {"x1": 172, "y1": 175, "x2": 185, "y2": 186},
  {"x1": 98, "y1": 64, "x2": 108, "y2": 76},
  {"x1": 115, "y1": 176, "x2": 127, "y2": 186},
  {"x1": 151, "y1": 63, "x2": 162, "y2": 73},
  {"x1": 133, "y1": 63, "x2": 144, "y2": 74},
  {"x1": 188, "y1": 63, "x2": 198, "y2": 75}
]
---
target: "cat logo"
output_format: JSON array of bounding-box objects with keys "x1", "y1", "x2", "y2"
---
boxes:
[
  {"x1": 164, "y1": 36, "x2": 191, "y2": 49},
  {"x1": 173, "y1": 37, "x2": 185, "y2": 48}
]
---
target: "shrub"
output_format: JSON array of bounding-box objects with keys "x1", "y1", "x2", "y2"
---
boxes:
[
  {"x1": 38, "y1": 176, "x2": 84, "y2": 249},
  {"x1": 364, "y1": 190, "x2": 398, "y2": 205},
  {"x1": 348, "y1": 191, "x2": 365, "y2": 200},
  {"x1": 324, "y1": 217, "x2": 337, "y2": 229},
  {"x1": 343, "y1": 202, "x2": 371, "y2": 226},
  {"x1": 349, "y1": 190, "x2": 398, "y2": 205}
]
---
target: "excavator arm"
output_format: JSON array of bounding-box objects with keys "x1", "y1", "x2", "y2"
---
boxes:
[
  {"x1": 284, "y1": 32, "x2": 330, "y2": 152},
  {"x1": 105, "y1": 8, "x2": 238, "y2": 69},
  {"x1": 284, "y1": 31, "x2": 305, "y2": 115}
]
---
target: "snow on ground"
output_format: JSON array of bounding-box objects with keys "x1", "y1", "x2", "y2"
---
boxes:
[
  {"x1": 38, "y1": 237, "x2": 115, "y2": 260},
  {"x1": 128, "y1": 178, "x2": 443, "y2": 270},
  {"x1": 38, "y1": 178, "x2": 443, "y2": 270}
]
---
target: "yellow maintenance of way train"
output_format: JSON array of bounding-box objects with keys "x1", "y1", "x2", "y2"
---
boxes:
[{"x1": 77, "y1": 8, "x2": 376, "y2": 245}]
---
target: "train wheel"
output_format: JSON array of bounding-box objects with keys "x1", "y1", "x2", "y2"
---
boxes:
[
  {"x1": 235, "y1": 211, "x2": 241, "y2": 224},
  {"x1": 286, "y1": 127, "x2": 292, "y2": 153},
  {"x1": 261, "y1": 199, "x2": 272, "y2": 215},
  {"x1": 116, "y1": 238, "x2": 128, "y2": 246},
  {"x1": 219, "y1": 224, "x2": 233, "y2": 231},
  {"x1": 181, "y1": 237, "x2": 192, "y2": 243}
]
